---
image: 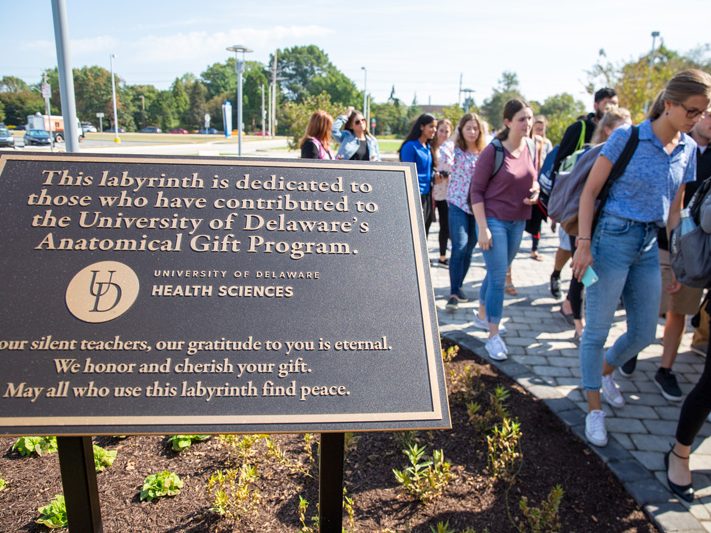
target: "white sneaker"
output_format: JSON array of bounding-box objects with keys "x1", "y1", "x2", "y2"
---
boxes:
[
  {"x1": 485, "y1": 334, "x2": 508, "y2": 361},
  {"x1": 472, "y1": 313, "x2": 507, "y2": 334},
  {"x1": 601, "y1": 374, "x2": 625, "y2": 408},
  {"x1": 585, "y1": 410, "x2": 608, "y2": 447}
]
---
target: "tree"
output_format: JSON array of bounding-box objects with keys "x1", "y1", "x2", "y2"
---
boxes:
[
  {"x1": 279, "y1": 92, "x2": 341, "y2": 148},
  {"x1": 273, "y1": 45, "x2": 359, "y2": 106},
  {"x1": 480, "y1": 71, "x2": 524, "y2": 131},
  {"x1": 0, "y1": 76, "x2": 30, "y2": 93},
  {"x1": 185, "y1": 81, "x2": 208, "y2": 130},
  {"x1": 0, "y1": 100, "x2": 5, "y2": 123},
  {"x1": 0, "y1": 90, "x2": 43, "y2": 126},
  {"x1": 536, "y1": 93, "x2": 586, "y2": 145}
]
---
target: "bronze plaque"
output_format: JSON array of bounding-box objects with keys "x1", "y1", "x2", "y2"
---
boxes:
[{"x1": 0, "y1": 152, "x2": 449, "y2": 435}]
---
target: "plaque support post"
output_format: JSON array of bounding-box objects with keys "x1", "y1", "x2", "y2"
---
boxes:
[
  {"x1": 57, "y1": 436, "x2": 103, "y2": 532},
  {"x1": 318, "y1": 432, "x2": 344, "y2": 533}
]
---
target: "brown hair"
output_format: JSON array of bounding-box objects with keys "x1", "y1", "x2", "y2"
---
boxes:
[
  {"x1": 299, "y1": 110, "x2": 333, "y2": 148},
  {"x1": 454, "y1": 113, "x2": 487, "y2": 153},
  {"x1": 495, "y1": 98, "x2": 531, "y2": 141},
  {"x1": 648, "y1": 69, "x2": 711, "y2": 120},
  {"x1": 432, "y1": 118, "x2": 453, "y2": 151},
  {"x1": 591, "y1": 105, "x2": 631, "y2": 144},
  {"x1": 344, "y1": 110, "x2": 372, "y2": 137}
]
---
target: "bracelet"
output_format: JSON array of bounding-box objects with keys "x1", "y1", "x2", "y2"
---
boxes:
[{"x1": 577, "y1": 237, "x2": 591, "y2": 241}]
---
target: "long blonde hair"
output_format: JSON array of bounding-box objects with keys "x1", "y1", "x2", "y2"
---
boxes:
[
  {"x1": 591, "y1": 106, "x2": 632, "y2": 144},
  {"x1": 648, "y1": 69, "x2": 711, "y2": 120}
]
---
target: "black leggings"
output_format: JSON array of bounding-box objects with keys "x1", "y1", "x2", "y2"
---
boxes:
[
  {"x1": 675, "y1": 313, "x2": 711, "y2": 446},
  {"x1": 567, "y1": 234, "x2": 584, "y2": 319},
  {"x1": 421, "y1": 193, "x2": 433, "y2": 237},
  {"x1": 435, "y1": 200, "x2": 449, "y2": 257}
]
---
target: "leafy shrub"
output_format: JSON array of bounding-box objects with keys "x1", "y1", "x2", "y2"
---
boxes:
[
  {"x1": 167, "y1": 434, "x2": 210, "y2": 452},
  {"x1": 12, "y1": 436, "x2": 57, "y2": 457},
  {"x1": 441, "y1": 344, "x2": 460, "y2": 363},
  {"x1": 487, "y1": 418, "x2": 522, "y2": 481},
  {"x1": 140, "y1": 470, "x2": 183, "y2": 502},
  {"x1": 393, "y1": 443, "x2": 452, "y2": 502},
  {"x1": 36, "y1": 494, "x2": 67, "y2": 528},
  {"x1": 92, "y1": 444, "x2": 117, "y2": 472}
]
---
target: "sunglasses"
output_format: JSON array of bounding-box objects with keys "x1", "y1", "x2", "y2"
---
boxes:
[
  {"x1": 354, "y1": 119, "x2": 365, "y2": 125},
  {"x1": 679, "y1": 102, "x2": 710, "y2": 119}
]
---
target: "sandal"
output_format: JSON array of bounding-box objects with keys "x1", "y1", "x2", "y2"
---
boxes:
[
  {"x1": 665, "y1": 446, "x2": 694, "y2": 503},
  {"x1": 505, "y1": 270, "x2": 518, "y2": 296},
  {"x1": 530, "y1": 251, "x2": 543, "y2": 261}
]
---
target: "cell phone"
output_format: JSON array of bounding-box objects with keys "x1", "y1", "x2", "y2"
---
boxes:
[{"x1": 582, "y1": 266, "x2": 599, "y2": 287}]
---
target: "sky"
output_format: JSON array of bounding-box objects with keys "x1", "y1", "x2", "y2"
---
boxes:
[{"x1": 2, "y1": 0, "x2": 709, "y2": 109}]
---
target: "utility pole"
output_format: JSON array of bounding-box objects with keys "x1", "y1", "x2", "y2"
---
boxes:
[
  {"x1": 261, "y1": 84, "x2": 266, "y2": 137},
  {"x1": 458, "y1": 73, "x2": 463, "y2": 107},
  {"x1": 271, "y1": 50, "x2": 278, "y2": 137},
  {"x1": 42, "y1": 72, "x2": 54, "y2": 150}
]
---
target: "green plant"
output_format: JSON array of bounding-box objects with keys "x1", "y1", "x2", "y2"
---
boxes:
[
  {"x1": 0, "y1": 477, "x2": 6, "y2": 491},
  {"x1": 431, "y1": 521, "x2": 456, "y2": 533},
  {"x1": 393, "y1": 430, "x2": 419, "y2": 450},
  {"x1": 517, "y1": 484, "x2": 564, "y2": 533},
  {"x1": 92, "y1": 444, "x2": 117, "y2": 472},
  {"x1": 140, "y1": 470, "x2": 183, "y2": 502},
  {"x1": 393, "y1": 443, "x2": 452, "y2": 502},
  {"x1": 12, "y1": 436, "x2": 58, "y2": 457},
  {"x1": 36, "y1": 494, "x2": 67, "y2": 528},
  {"x1": 467, "y1": 385, "x2": 511, "y2": 433},
  {"x1": 343, "y1": 488, "x2": 355, "y2": 532},
  {"x1": 208, "y1": 464, "x2": 261, "y2": 520},
  {"x1": 302, "y1": 433, "x2": 316, "y2": 469},
  {"x1": 486, "y1": 418, "x2": 522, "y2": 481},
  {"x1": 441, "y1": 344, "x2": 460, "y2": 363},
  {"x1": 167, "y1": 434, "x2": 210, "y2": 452},
  {"x1": 449, "y1": 364, "x2": 483, "y2": 404}
]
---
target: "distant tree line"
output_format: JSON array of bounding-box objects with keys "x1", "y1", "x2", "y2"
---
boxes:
[{"x1": 0, "y1": 44, "x2": 707, "y2": 145}]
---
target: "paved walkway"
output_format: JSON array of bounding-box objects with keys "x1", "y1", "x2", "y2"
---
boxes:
[{"x1": 428, "y1": 220, "x2": 711, "y2": 532}]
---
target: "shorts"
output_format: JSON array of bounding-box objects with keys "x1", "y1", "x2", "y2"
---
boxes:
[
  {"x1": 558, "y1": 226, "x2": 571, "y2": 252},
  {"x1": 659, "y1": 249, "x2": 703, "y2": 315}
]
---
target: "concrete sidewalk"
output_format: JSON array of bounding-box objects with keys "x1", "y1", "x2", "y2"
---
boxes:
[{"x1": 428, "y1": 221, "x2": 711, "y2": 532}]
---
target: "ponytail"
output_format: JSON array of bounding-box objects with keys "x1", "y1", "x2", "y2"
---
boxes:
[
  {"x1": 648, "y1": 69, "x2": 711, "y2": 121},
  {"x1": 647, "y1": 89, "x2": 667, "y2": 120}
]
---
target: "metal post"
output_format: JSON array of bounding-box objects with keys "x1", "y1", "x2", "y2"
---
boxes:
[
  {"x1": 109, "y1": 54, "x2": 120, "y2": 143},
  {"x1": 272, "y1": 50, "x2": 277, "y2": 137},
  {"x1": 42, "y1": 74, "x2": 54, "y2": 151},
  {"x1": 51, "y1": 0, "x2": 80, "y2": 153},
  {"x1": 361, "y1": 67, "x2": 367, "y2": 121},
  {"x1": 57, "y1": 437, "x2": 103, "y2": 532},
  {"x1": 237, "y1": 58, "x2": 244, "y2": 156},
  {"x1": 319, "y1": 432, "x2": 345, "y2": 533},
  {"x1": 261, "y1": 84, "x2": 266, "y2": 137}
]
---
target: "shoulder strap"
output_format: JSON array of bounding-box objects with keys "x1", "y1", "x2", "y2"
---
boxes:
[
  {"x1": 525, "y1": 137, "x2": 537, "y2": 167},
  {"x1": 593, "y1": 125, "x2": 640, "y2": 230},
  {"x1": 491, "y1": 138, "x2": 504, "y2": 176},
  {"x1": 575, "y1": 120, "x2": 586, "y2": 152}
]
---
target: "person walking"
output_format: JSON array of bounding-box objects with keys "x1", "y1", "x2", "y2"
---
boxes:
[
  {"x1": 433, "y1": 119, "x2": 454, "y2": 265},
  {"x1": 332, "y1": 108, "x2": 381, "y2": 161},
  {"x1": 445, "y1": 113, "x2": 487, "y2": 310},
  {"x1": 399, "y1": 114, "x2": 438, "y2": 236},
  {"x1": 571, "y1": 70, "x2": 711, "y2": 448},
  {"x1": 300, "y1": 110, "x2": 334, "y2": 160},
  {"x1": 470, "y1": 99, "x2": 539, "y2": 360}
]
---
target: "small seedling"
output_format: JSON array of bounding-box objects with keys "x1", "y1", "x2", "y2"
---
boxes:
[
  {"x1": 92, "y1": 444, "x2": 117, "y2": 472},
  {"x1": 0, "y1": 477, "x2": 6, "y2": 491},
  {"x1": 431, "y1": 521, "x2": 456, "y2": 533},
  {"x1": 393, "y1": 443, "x2": 452, "y2": 502},
  {"x1": 12, "y1": 436, "x2": 58, "y2": 457},
  {"x1": 36, "y1": 494, "x2": 67, "y2": 529},
  {"x1": 208, "y1": 463, "x2": 261, "y2": 520},
  {"x1": 486, "y1": 418, "x2": 522, "y2": 481},
  {"x1": 167, "y1": 434, "x2": 210, "y2": 452},
  {"x1": 140, "y1": 470, "x2": 183, "y2": 502},
  {"x1": 518, "y1": 484, "x2": 564, "y2": 533},
  {"x1": 441, "y1": 344, "x2": 460, "y2": 363}
]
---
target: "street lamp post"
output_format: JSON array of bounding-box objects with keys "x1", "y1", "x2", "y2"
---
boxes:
[
  {"x1": 645, "y1": 31, "x2": 661, "y2": 114},
  {"x1": 461, "y1": 88, "x2": 475, "y2": 112},
  {"x1": 109, "y1": 53, "x2": 120, "y2": 143},
  {"x1": 361, "y1": 66, "x2": 368, "y2": 123},
  {"x1": 226, "y1": 45, "x2": 253, "y2": 156}
]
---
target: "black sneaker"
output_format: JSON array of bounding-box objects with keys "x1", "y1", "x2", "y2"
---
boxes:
[
  {"x1": 655, "y1": 368, "x2": 682, "y2": 402},
  {"x1": 618, "y1": 356, "x2": 637, "y2": 377},
  {"x1": 550, "y1": 274, "x2": 561, "y2": 299},
  {"x1": 446, "y1": 296, "x2": 459, "y2": 311}
]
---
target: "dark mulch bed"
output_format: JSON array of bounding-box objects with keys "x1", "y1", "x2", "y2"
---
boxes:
[{"x1": 0, "y1": 340, "x2": 658, "y2": 532}]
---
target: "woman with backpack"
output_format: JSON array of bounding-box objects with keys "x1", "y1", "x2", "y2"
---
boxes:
[
  {"x1": 571, "y1": 69, "x2": 711, "y2": 449},
  {"x1": 445, "y1": 113, "x2": 487, "y2": 310},
  {"x1": 331, "y1": 108, "x2": 381, "y2": 161},
  {"x1": 399, "y1": 113, "x2": 438, "y2": 236},
  {"x1": 469, "y1": 99, "x2": 539, "y2": 361},
  {"x1": 300, "y1": 110, "x2": 334, "y2": 160}
]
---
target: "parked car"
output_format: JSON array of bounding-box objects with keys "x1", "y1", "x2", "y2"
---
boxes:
[
  {"x1": 0, "y1": 127, "x2": 15, "y2": 147},
  {"x1": 81, "y1": 122, "x2": 97, "y2": 133},
  {"x1": 104, "y1": 126, "x2": 126, "y2": 133},
  {"x1": 169, "y1": 128, "x2": 188, "y2": 134},
  {"x1": 139, "y1": 126, "x2": 162, "y2": 133},
  {"x1": 199, "y1": 127, "x2": 218, "y2": 134},
  {"x1": 24, "y1": 129, "x2": 52, "y2": 146}
]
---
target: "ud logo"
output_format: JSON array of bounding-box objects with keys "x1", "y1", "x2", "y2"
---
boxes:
[{"x1": 66, "y1": 261, "x2": 140, "y2": 323}]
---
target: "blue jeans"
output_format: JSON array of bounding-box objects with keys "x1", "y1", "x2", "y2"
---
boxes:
[
  {"x1": 448, "y1": 203, "x2": 477, "y2": 295},
  {"x1": 580, "y1": 214, "x2": 661, "y2": 391},
  {"x1": 479, "y1": 217, "x2": 525, "y2": 324}
]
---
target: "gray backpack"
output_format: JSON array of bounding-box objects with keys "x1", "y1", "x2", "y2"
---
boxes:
[{"x1": 670, "y1": 177, "x2": 711, "y2": 288}]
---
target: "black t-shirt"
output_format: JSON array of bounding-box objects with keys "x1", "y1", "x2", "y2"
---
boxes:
[{"x1": 349, "y1": 139, "x2": 370, "y2": 161}]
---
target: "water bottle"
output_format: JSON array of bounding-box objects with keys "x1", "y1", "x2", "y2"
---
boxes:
[{"x1": 680, "y1": 208, "x2": 695, "y2": 235}]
